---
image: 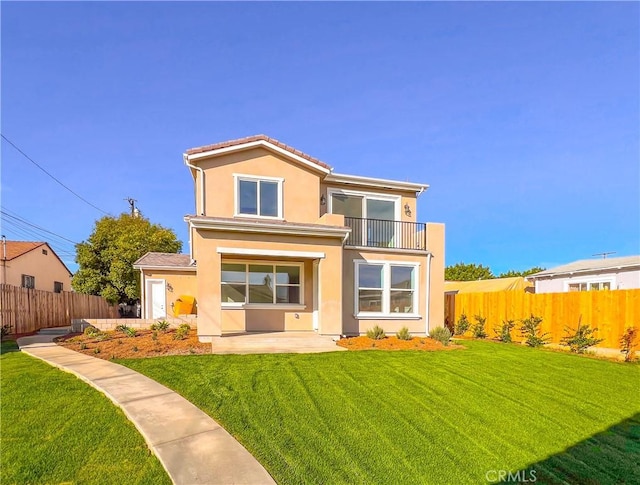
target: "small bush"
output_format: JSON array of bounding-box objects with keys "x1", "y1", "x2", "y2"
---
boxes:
[
  {"x1": 150, "y1": 320, "x2": 170, "y2": 332},
  {"x1": 620, "y1": 327, "x2": 639, "y2": 362},
  {"x1": 472, "y1": 314, "x2": 488, "y2": 339},
  {"x1": 454, "y1": 313, "x2": 470, "y2": 335},
  {"x1": 151, "y1": 331, "x2": 158, "y2": 341},
  {"x1": 561, "y1": 322, "x2": 604, "y2": 353},
  {"x1": 93, "y1": 347, "x2": 101, "y2": 354},
  {"x1": 79, "y1": 343, "x2": 87, "y2": 350},
  {"x1": 430, "y1": 326, "x2": 452, "y2": 346},
  {"x1": 116, "y1": 325, "x2": 136, "y2": 338},
  {"x1": 519, "y1": 314, "x2": 550, "y2": 347},
  {"x1": 132, "y1": 345, "x2": 139, "y2": 352},
  {"x1": 1, "y1": 323, "x2": 13, "y2": 340},
  {"x1": 396, "y1": 326, "x2": 412, "y2": 341},
  {"x1": 173, "y1": 323, "x2": 190, "y2": 341},
  {"x1": 84, "y1": 326, "x2": 100, "y2": 336},
  {"x1": 366, "y1": 325, "x2": 386, "y2": 340},
  {"x1": 494, "y1": 320, "x2": 515, "y2": 343}
]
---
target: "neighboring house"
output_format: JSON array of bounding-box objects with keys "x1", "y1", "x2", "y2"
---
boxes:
[
  {"x1": 444, "y1": 276, "x2": 533, "y2": 295},
  {"x1": 134, "y1": 135, "x2": 445, "y2": 342},
  {"x1": 526, "y1": 255, "x2": 640, "y2": 293},
  {"x1": 0, "y1": 240, "x2": 72, "y2": 292}
]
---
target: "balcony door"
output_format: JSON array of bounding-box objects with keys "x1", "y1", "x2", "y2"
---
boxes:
[{"x1": 330, "y1": 191, "x2": 398, "y2": 247}]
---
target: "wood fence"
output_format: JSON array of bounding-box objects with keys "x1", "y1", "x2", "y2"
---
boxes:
[
  {"x1": 445, "y1": 289, "x2": 640, "y2": 349},
  {"x1": 0, "y1": 284, "x2": 119, "y2": 334}
]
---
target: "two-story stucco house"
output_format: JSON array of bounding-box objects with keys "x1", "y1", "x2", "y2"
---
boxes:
[
  {"x1": 1, "y1": 240, "x2": 72, "y2": 292},
  {"x1": 134, "y1": 135, "x2": 445, "y2": 342}
]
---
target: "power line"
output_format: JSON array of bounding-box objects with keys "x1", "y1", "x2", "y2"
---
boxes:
[
  {"x1": 0, "y1": 210, "x2": 79, "y2": 245},
  {"x1": 1, "y1": 134, "x2": 110, "y2": 215}
]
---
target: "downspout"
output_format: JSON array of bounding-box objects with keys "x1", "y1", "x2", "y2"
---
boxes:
[
  {"x1": 425, "y1": 252, "x2": 432, "y2": 335},
  {"x1": 183, "y1": 154, "x2": 205, "y2": 216}
]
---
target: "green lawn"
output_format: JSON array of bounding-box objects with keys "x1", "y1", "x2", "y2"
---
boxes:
[
  {"x1": 0, "y1": 341, "x2": 170, "y2": 485},
  {"x1": 121, "y1": 340, "x2": 640, "y2": 485}
]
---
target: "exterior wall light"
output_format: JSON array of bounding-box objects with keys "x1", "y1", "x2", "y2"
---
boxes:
[{"x1": 404, "y1": 203, "x2": 412, "y2": 217}]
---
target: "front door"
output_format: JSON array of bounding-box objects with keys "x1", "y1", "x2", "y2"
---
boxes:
[{"x1": 147, "y1": 280, "x2": 166, "y2": 319}]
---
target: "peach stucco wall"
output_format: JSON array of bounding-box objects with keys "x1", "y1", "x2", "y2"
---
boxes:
[
  {"x1": 141, "y1": 270, "x2": 198, "y2": 318},
  {"x1": 320, "y1": 182, "x2": 418, "y2": 223},
  {"x1": 194, "y1": 229, "x2": 344, "y2": 340},
  {"x1": 3, "y1": 246, "x2": 71, "y2": 292},
  {"x1": 194, "y1": 147, "x2": 322, "y2": 223}
]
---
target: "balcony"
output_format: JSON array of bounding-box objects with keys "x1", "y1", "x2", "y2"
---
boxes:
[{"x1": 344, "y1": 217, "x2": 427, "y2": 251}]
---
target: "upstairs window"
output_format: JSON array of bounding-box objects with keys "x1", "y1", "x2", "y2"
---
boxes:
[
  {"x1": 235, "y1": 174, "x2": 283, "y2": 219},
  {"x1": 22, "y1": 274, "x2": 35, "y2": 289}
]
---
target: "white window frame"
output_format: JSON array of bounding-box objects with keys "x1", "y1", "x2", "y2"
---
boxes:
[
  {"x1": 328, "y1": 188, "x2": 401, "y2": 247},
  {"x1": 564, "y1": 275, "x2": 616, "y2": 292},
  {"x1": 233, "y1": 173, "x2": 284, "y2": 220},
  {"x1": 221, "y1": 260, "x2": 304, "y2": 309},
  {"x1": 354, "y1": 259, "x2": 420, "y2": 319},
  {"x1": 327, "y1": 188, "x2": 401, "y2": 220}
]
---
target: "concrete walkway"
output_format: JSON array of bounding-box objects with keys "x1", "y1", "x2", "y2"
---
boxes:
[
  {"x1": 212, "y1": 331, "x2": 347, "y2": 354},
  {"x1": 17, "y1": 331, "x2": 275, "y2": 485}
]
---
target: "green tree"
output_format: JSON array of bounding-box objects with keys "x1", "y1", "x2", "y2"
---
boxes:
[
  {"x1": 72, "y1": 214, "x2": 182, "y2": 304},
  {"x1": 498, "y1": 267, "x2": 546, "y2": 278},
  {"x1": 445, "y1": 262, "x2": 494, "y2": 281}
]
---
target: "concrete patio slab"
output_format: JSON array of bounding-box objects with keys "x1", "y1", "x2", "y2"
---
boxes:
[
  {"x1": 18, "y1": 331, "x2": 275, "y2": 485},
  {"x1": 212, "y1": 331, "x2": 347, "y2": 354}
]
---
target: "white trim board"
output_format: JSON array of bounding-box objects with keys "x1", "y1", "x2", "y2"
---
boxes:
[
  {"x1": 185, "y1": 140, "x2": 332, "y2": 174},
  {"x1": 217, "y1": 247, "x2": 325, "y2": 259}
]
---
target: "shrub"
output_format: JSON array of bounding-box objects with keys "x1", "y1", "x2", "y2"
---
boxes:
[
  {"x1": 430, "y1": 326, "x2": 452, "y2": 346},
  {"x1": 1, "y1": 323, "x2": 13, "y2": 340},
  {"x1": 84, "y1": 326, "x2": 100, "y2": 336},
  {"x1": 150, "y1": 320, "x2": 170, "y2": 332},
  {"x1": 151, "y1": 331, "x2": 158, "y2": 341},
  {"x1": 561, "y1": 322, "x2": 604, "y2": 353},
  {"x1": 79, "y1": 343, "x2": 87, "y2": 350},
  {"x1": 116, "y1": 325, "x2": 136, "y2": 338},
  {"x1": 519, "y1": 314, "x2": 550, "y2": 347},
  {"x1": 173, "y1": 323, "x2": 190, "y2": 341},
  {"x1": 472, "y1": 314, "x2": 488, "y2": 339},
  {"x1": 396, "y1": 326, "x2": 412, "y2": 341},
  {"x1": 454, "y1": 313, "x2": 470, "y2": 335},
  {"x1": 620, "y1": 327, "x2": 639, "y2": 362},
  {"x1": 93, "y1": 347, "x2": 101, "y2": 354},
  {"x1": 366, "y1": 325, "x2": 386, "y2": 340},
  {"x1": 494, "y1": 319, "x2": 515, "y2": 343}
]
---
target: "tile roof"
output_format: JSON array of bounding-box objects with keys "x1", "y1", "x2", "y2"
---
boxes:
[
  {"x1": 134, "y1": 252, "x2": 194, "y2": 268},
  {"x1": 3, "y1": 241, "x2": 46, "y2": 260},
  {"x1": 528, "y1": 255, "x2": 640, "y2": 278},
  {"x1": 184, "y1": 134, "x2": 332, "y2": 170}
]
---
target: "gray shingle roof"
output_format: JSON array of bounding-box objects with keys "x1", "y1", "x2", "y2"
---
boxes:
[
  {"x1": 527, "y1": 255, "x2": 640, "y2": 279},
  {"x1": 133, "y1": 252, "x2": 194, "y2": 268}
]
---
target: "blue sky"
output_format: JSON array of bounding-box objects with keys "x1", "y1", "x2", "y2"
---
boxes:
[{"x1": 2, "y1": 2, "x2": 638, "y2": 274}]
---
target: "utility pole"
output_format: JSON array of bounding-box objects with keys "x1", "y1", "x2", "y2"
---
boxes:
[
  {"x1": 592, "y1": 251, "x2": 616, "y2": 259},
  {"x1": 1, "y1": 235, "x2": 6, "y2": 285},
  {"x1": 125, "y1": 197, "x2": 138, "y2": 217}
]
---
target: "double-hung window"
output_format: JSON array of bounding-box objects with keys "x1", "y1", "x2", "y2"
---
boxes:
[
  {"x1": 21, "y1": 274, "x2": 35, "y2": 289},
  {"x1": 235, "y1": 174, "x2": 283, "y2": 219},
  {"x1": 222, "y1": 262, "x2": 302, "y2": 306},
  {"x1": 355, "y1": 261, "x2": 418, "y2": 317}
]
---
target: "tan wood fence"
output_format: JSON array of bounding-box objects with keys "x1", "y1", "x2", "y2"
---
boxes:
[
  {"x1": 0, "y1": 284, "x2": 119, "y2": 334},
  {"x1": 445, "y1": 289, "x2": 640, "y2": 349}
]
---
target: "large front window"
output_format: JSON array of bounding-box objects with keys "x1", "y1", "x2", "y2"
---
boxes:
[
  {"x1": 356, "y1": 261, "x2": 418, "y2": 316},
  {"x1": 235, "y1": 175, "x2": 282, "y2": 218},
  {"x1": 222, "y1": 262, "x2": 302, "y2": 305}
]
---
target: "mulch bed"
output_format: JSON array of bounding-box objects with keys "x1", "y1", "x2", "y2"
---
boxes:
[
  {"x1": 55, "y1": 329, "x2": 210, "y2": 359},
  {"x1": 337, "y1": 336, "x2": 464, "y2": 351}
]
